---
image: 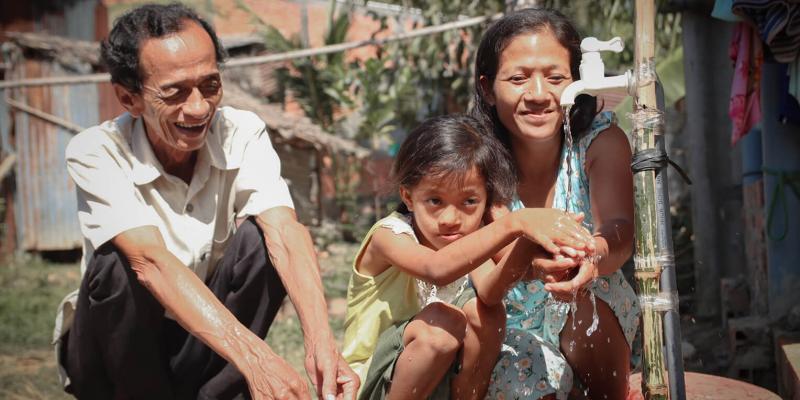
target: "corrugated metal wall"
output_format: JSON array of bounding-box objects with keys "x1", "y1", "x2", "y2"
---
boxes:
[
  {"x1": 0, "y1": 0, "x2": 108, "y2": 251},
  {"x1": 9, "y1": 61, "x2": 98, "y2": 251}
]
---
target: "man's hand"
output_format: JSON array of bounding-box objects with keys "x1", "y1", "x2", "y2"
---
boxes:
[
  {"x1": 257, "y1": 207, "x2": 359, "y2": 399},
  {"x1": 246, "y1": 352, "x2": 310, "y2": 399},
  {"x1": 304, "y1": 333, "x2": 360, "y2": 400}
]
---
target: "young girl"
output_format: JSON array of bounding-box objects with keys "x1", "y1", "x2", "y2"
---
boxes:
[
  {"x1": 342, "y1": 114, "x2": 595, "y2": 400},
  {"x1": 472, "y1": 8, "x2": 641, "y2": 400}
]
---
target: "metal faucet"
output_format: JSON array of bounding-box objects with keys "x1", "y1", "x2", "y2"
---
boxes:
[{"x1": 560, "y1": 37, "x2": 635, "y2": 106}]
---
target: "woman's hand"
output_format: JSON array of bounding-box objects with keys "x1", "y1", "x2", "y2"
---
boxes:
[
  {"x1": 512, "y1": 208, "x2": 595, "y2": 255},
  {"x1": 531, "y1": 251, "x2": 600, "y2": 298}
]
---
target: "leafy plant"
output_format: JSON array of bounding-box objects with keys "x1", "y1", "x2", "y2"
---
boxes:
[{"x1": 238, "y1": 0, "x2": 355, "y2": 131}]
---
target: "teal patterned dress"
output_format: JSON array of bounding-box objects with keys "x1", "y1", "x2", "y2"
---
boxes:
[{"x1": 487, "y1": 112, "x2": 641, "y2": 399}]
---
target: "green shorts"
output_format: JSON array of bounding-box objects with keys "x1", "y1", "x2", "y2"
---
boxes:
[{"x1": 358, "y1": 286, "x2": 477, "y2": 400}]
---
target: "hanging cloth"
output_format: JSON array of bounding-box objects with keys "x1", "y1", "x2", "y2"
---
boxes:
[
  {"x1": 729, "y1": 22, "x2": 764, "y2": 145},
  {"x1": 732, "y1": 0, "x2": 800, "y2": 64},
  {"x1": 778, "y1": 62, "x2": 800, "y2": 125}
]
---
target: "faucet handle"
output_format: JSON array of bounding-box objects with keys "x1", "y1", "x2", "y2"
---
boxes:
[{"x1": 580, "y1": 37, "x2": 624, "y2": 54}]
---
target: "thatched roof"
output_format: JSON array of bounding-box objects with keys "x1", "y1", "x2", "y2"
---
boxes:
[
  {"x1": 3, "y1": 32, "x2": 101, "y2": 69},
  {"x1": 221, "y1": 84, "x2": 369, "y2": 158}
]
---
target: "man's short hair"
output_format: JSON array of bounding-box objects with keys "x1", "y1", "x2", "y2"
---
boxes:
[{"x1": 101, "y1": 3, "x2": 227, "y2": 93}]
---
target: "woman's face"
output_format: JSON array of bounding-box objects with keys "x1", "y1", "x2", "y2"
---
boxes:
[{"x1": 484, "y1": 30, "x2": 573, "y2": 144}]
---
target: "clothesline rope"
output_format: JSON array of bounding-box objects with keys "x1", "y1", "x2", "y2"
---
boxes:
[{"x1": 0, "y1": 13, "x2": 501, "y2": 90}]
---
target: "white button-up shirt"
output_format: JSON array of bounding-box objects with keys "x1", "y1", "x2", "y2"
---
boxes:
[{"x1": 53, "y1": 106, "x2": 294, "y2": 385}]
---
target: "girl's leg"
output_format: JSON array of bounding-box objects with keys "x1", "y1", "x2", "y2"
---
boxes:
[
  {"x1": 560, "y1": 291, "x2": 630, "y2": 400},
  {"x1": 450, "y1": 298, "x2": 506, "y2": 400},
  {"x1": 388, "y1": 302, "x2": 467, "y2": 400}
]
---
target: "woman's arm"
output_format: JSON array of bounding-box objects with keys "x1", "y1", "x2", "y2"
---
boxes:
[
  {"x1": 585, "y1": 125, "x2": 635, "y2": 276},
  {"x1": 536, "y1": 126, "x2": 633, "y2": 294}
]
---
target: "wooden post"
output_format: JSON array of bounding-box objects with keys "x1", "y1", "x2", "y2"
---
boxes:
[{"x1": 633, "y1": 0, "x2": 669, "y2": 398}]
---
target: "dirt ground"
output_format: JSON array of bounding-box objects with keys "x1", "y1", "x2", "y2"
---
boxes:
[
  {"x1": 1, "y1": 242, "x2": 772, "y2": 398},
  {"x1": 0, "y1": 242, "x2": 358, "y2": 399}
]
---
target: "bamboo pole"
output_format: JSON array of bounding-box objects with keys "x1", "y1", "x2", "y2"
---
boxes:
[{"x1": 633, "y1": 0, "x2": 669, "y2": 399}]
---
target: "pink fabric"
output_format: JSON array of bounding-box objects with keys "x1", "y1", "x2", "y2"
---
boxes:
[{"x1": 729, "y1": 22, "x2": 764, "y2": 145}]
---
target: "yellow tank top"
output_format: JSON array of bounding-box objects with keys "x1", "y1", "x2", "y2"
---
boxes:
[{"x1": 342, "y1": 212, "x2": 421, "y2": 383}]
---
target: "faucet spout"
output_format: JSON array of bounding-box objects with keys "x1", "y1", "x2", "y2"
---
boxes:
[
  {"x1": 560, "y1": 80, "x2": 587, "y2": 107},
  {"x1": 560, "y1": 70, "x2": 634, "y2": 107}
]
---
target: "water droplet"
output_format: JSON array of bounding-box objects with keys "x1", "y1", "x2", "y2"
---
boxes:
[
  {"x1": 612, "y1": 370, "x2": 617, "y2": 377},
  {"x1": 586, "y1": 291, "x2": 599, "y2": 337}
]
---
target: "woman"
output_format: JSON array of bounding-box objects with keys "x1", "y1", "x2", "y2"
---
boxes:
[{"x1": 472, "y1": 8, "x2": 641, "y2": 400}]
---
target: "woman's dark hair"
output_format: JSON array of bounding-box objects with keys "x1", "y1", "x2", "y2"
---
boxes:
[
  {"x1": 471, "y1": 8, "x2": 598, "y2": 148},
  {"x1": 100, "y1": 3, "x2": 227, "y2": 93},
  {"x1": 392, "y1": 114, "x2": 517, "y2": 213}
]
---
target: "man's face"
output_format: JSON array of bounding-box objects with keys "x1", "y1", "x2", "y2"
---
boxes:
[{"x1": 121, "y1": 20, "x2": 222, "y2": 158}]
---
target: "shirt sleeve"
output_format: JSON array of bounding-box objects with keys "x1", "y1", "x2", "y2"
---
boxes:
[
  {"x1": 66, "y1": 132, "x2": 158, "y2": 249},
  {"x1": 234, "y1": 122, "x2": 295, "y2": 218}
]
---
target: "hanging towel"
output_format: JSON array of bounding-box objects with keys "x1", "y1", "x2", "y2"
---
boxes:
[
  {"x1": 778, "y1": 62, "x2": 800, "y2": 125},
  {"x1": 712, "y1": 0, "x2": 744, "y2": 22},
  {"x1": 790, "y1": 55, "x2": 800, "y2": 101},
  {"x1": 732, "y1": 0, "x2": 800, "y2": 63},
  {"x1": 729, "y1": 22, "x2": 764, "y2": 145}
]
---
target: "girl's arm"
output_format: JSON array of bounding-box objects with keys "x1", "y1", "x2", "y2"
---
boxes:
[
  {"x1": 538, "y1": 125, "x2": 634, "y2": 294},
  {"x1": 469, "y1": 238, "x2": 541, "y2": 306},
  {"x1": 364, "y1": 208, "x2": 594, "y2": 286}
]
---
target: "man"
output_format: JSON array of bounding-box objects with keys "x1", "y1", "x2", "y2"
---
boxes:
[{"x1": 54, "y1": 4, "x2": 358, "y2": 399}]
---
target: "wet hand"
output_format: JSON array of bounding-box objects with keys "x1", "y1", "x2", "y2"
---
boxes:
[
  {"x1": 543, "y1": 257, "x2": 599, "y2": 297},
  {"x1": 514, "y1": 208, "x2": 595, "y2": 255}
]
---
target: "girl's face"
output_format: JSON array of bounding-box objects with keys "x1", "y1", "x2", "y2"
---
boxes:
[
  {"x1": 400, "y1": 167, "x2": 488, "y2": 250},
  {"x1": 483, "y1": 30, "x2": 573, "y2": 144}
]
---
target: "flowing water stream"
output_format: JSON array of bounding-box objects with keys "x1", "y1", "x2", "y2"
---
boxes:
[{"x1": 561, "y1": 105, "x2": 600, "y2": 339}]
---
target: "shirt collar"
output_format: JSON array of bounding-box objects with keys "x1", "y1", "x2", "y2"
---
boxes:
[
  {"x1": 204, "y1": 111, "x2": 237, "y2": 170},
  {"x1": 129, "y1": 110, "x2": 235, "y2": 185},
  {"x1": 129, "y1": 116, "x2": 162, "y2": 186}
]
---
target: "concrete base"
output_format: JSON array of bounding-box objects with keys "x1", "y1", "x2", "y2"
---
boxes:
[{"x1": 627, "y1": 372, "x2": 780, "y2": 399}]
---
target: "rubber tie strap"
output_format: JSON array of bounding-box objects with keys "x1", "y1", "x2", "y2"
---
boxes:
[{"x1": 630, "y1": 147, "x2": 693, "y2": 185}]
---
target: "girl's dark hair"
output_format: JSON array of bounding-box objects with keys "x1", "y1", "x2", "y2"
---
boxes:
[
  {"x1": 471, "y1": 8, "x2": 598, "y2": 148},
  {"x1": 100, "y1": 3, "x2": 227, "y2": 93},
  {"x1": 392, "y1": 114, "x2": 517, "y2": 213}
]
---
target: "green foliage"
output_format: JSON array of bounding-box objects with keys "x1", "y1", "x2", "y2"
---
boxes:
[
  {"x1": 241, "y1": 0, "x2": 680, "y2": 144},
  {"x1": 239, "y1": 0, "x2": 354, "y2": 131},
  {"x1": 365, "y1": 0, "x2": 504, "y2": 133},
  {"x1": 536, "y1": 0, "x2": 682, "y2": 73}
]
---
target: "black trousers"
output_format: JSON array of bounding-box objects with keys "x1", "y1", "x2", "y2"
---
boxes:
[{"x1": 63, "y1": 219, "x2": 287, "y2": 400}]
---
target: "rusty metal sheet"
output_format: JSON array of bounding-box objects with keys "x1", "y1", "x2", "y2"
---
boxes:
[{"x1": 13, "y1": 61, "x2": 91, "y2": 251}]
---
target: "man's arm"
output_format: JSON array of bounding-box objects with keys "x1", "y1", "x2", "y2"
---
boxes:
[
  {"x1": 255, "y1": 206, "x2": 359, "y2": 400},
  {"x1": 111, "y1": 226, "x2": 310, "y2": 399}
]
